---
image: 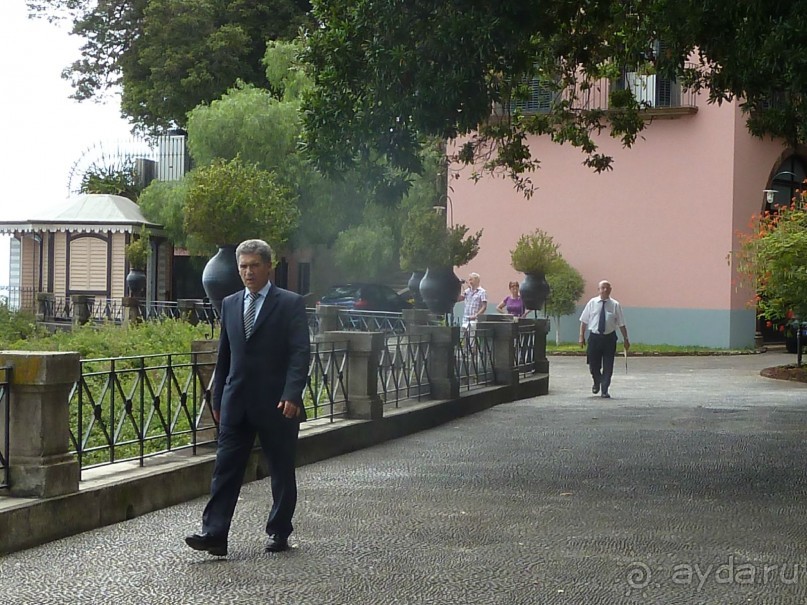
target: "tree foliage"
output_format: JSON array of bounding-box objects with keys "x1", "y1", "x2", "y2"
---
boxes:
[
  {"x1": 28, "y1": 0, "x2": 313, "y2": 131},
  {"x1": 182, "y1": 156, "x2": 299, "y2": 253},
  {"x1": 736, "y1": 200, "x2": 807, "y2": 321},
  {"x1": 544, "y1": 259, "x2": 586, "y2": 345},
  {"x1": 302, "y1": 0, "x2": 807, "y2": 195},
  {"x1": 78, "y1": 157, "x2": 141, "y2": 200}
]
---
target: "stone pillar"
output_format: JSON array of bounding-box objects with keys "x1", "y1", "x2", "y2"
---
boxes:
[
  {"x1": 71, "y1": 295, "x2": 94, "y2": 326},
  {"x1": 418, "y1": 325, "x2": 459, "y2": 400},
  {"x1": 0, "y1": 351, "x2": 80, "y2": 498},
  {"x1": 477, "y1": 320, "x2": 518, "y2": 385},
  {"x1": 36, "y1": 293, "x2": 54, "y2": 322},
  {"x1": 191, "y1": 340, "x2": 218, "y2": 441},
  {"x1": 315, "y1": 331, "x2": 384, "y2": 420},
  {"x1": 533, "y1": 318, "x2": 549, "y2": 374},
  {"x1": 121, "y1": 296, "x2": 142, "y2": 325},
  {"x1": 178, "y1": 299, "x2": 200, "y2": 325},
  {"x1": 316, "y1": 304, "x2": 341, "y2": 334},
  {"x1": 402, "y1": 308, "x2": 432, "y2": 332}
]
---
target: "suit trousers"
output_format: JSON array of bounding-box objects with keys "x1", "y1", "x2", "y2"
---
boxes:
[
  {"x1": 202, "y1": 418, "x2": 300, "y2": 539},
  {"x1": 587, "y1": 331, "x2": 618, "y2": 393}
]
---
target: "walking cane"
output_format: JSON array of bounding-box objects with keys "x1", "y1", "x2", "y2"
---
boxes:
[{"x1": 624, "y1": 348, "x2": 628, "y2": 374}]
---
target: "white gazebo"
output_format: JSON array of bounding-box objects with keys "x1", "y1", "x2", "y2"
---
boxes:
[{"x1": 0, "y1": 194, "x2": 171, "y2": 307}]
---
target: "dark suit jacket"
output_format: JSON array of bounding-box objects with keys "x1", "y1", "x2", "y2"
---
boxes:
[{"x1": 212, "y1": 285, "x2": 311, "y2": 428}]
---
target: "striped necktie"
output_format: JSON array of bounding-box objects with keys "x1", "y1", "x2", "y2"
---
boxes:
[{"x1": 244, "y1": 291, "x2": 259, "y2": 339}]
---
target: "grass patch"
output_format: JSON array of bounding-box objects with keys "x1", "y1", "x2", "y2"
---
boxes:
[{"x1": 546, "y1": 342, "x2": 755, "y2": 355}]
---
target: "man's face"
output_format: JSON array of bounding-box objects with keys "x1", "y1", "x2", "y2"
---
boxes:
[
  {"x1": 238, "y1": 252, "x2": 272, "y2": 293},
  {"x1": 598, "y1": 282, "x2": 612, "y2": 299},
  {"x1": 468, "y1": 275, "x2": 480, "y2": 289}
]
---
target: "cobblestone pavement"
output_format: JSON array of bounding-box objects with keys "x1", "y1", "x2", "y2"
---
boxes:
[{"x1": 2, "y1": 351, "x2": 806, "y2": 605}]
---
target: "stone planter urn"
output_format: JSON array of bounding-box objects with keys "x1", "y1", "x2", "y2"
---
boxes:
[
  {"x1": 520, "y1": 272, "x2": 550, "y2": 311},
  {"x1": 125, "y1": 269, "x2": 147, "y2": 298},
  {"x1": 419, "y1": 266, "x2": 461, "y2": 314},
  {"x1": 201, "y1": 245, "x2": 243, "y2": 313}
]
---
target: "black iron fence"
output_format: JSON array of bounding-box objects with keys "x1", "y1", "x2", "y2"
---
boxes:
[
  {"x1": 515, "y1": 322, "x2": 536, "y2": 377},
  {"x1": 67, "y1": 341, "x2": 353, "y2": 470},
  {"x1": 36, "y1": 294, "x2": 219, "y2": 327},
  {"x1": 306, "y1": 341, "x2": 350, "y2": 422},
  {"x1": 69, "y1": 351, "x2": 218, "y2": 470},
  {"x1": 0, "y1": 365, "x2": 10, "y2": 489},
  {"x1": 455, "y1": 327, "x2": 496, "y2": 390},
  {"x1": 338, "y1": 310, "x2": 407, "y2": 335},
  {"x1": 378, "y1": 334, "x2": 431, "y2": 407},
  {"x1": 0, "y1": 286, "x2": 36, "y2": 313}
]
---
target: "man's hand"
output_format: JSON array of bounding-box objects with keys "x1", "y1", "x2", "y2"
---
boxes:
[
  {"x1": 579, "y1": 336, "x2": 586, "y2": 348},
  {"x1": 278, "y1": 400, "x2": 300, "y2": 419},
  {"x1": 212, "y1": 408, "x2": 220, "y2": 424}
]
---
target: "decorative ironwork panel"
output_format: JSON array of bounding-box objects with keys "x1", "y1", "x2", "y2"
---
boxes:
[
  {"x1": 515, "y1": 323, "x2": 536, "y2": 376},
  {"x1": 306, "y1": 308, "x2": 320, "y2": 338},
  {"x1": 0, "y1": 365, "x2": 10, "y2": 489},
  {"x1": 69, "y1": 351, "x2": 218, "y2": 470},
  {"x1": 306, "y1": 341, "x2": 349, "y2": 422},
  {"x1": 337, "y1": 310, "x2": 406, "y2": 335},
  {"x1": 0, "y1": 286, "x2": 36, "y2": 312},
  {"x1": 52, "y1": 296, "x2": 72, "y2": 320},
  {"x1": 90, "y1": 298, "x2": 124, "y2": 322},
  {"x1": 454, "y1": 328, "x2": 496, "y2": 390},
  {"x1": 378, "y1": 335, "x2": 431, "y2": 407},
  {"x1": 140, "y1": 301, "x2": 182, "y2": 321}
]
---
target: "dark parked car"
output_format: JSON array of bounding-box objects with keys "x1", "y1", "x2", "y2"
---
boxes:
[
  {"x1": 318, "y1": 283, "x2": 414, "y2": 312},
  {"x1": 785, "y1": 320, "x2": 807, "y2": 353}
]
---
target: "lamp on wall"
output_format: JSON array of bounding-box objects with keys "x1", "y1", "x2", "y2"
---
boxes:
[{"x1": 763, "y1": 189, "x2": 777, "y2": 205}]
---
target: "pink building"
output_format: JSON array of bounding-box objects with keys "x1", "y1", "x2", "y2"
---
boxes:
[{"x1": 450, "y1": 86, "x2": 800, "y2": 348}]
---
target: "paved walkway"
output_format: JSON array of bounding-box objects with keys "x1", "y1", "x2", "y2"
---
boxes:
[{"x1": 2, "y1": 351, "x2": 806, "y2": 605}]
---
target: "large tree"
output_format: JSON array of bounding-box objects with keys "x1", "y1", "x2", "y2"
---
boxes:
[
  {"x1": 27, "y1": 0, "x2": 313, "y2": 131},
  {"x1": 301, "y1": 0, "x2": 807, "y2": 194}
]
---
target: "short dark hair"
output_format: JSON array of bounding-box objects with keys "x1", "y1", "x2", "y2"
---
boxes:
[
  {"x1": 509, "y1": 281, "x2": 519, "y2": 288},
  {"x1": 236, "y1": 239, "x2": 273, "y2": 264}
]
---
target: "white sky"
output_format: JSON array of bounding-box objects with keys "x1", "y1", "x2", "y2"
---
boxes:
[{"x1": 0, "y1": 1, "x2": 133, "y2": 286}]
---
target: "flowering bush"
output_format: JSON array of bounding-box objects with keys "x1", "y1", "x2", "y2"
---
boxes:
[{"x1": 736, "y1": 199, "x2": 807, "y2": 321}]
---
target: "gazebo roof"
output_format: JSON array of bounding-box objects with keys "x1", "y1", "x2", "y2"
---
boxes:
[{"x1": 0, "y1": 194, "x2": 163, "y2": 235}]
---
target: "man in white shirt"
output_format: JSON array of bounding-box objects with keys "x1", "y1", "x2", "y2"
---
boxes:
[
  {"x1": 460, "y1": 272, "x2": 487, "y2": 332},
  {"x1": 578, "y1": 280, "x2": 630, "y2": 398}
]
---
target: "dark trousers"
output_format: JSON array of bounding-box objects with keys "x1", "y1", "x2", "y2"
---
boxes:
[
  {"x1": 587, "y1": 331, "x2": 618, "y2": 393},
  {"x1": 202, "y1": 419, "x2": 299, "y2": 539}
]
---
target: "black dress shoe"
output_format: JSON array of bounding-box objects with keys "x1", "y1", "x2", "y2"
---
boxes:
[
  {"x1": 265, "y1": 533, "x2": 289, "y2": 553},
  {"x1": 592, "y1": 382, "x2": 600, "y2": 394},
  {"x1": 601, "y1": 392, "x2": 610, "y2": 399},
  {"x1": 185, "y1": 532, "x2": 228, "y2": 556}
]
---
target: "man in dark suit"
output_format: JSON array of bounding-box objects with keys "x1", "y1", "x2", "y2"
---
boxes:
[{"x1": 185, "y1": 239, "x2": 310, "y2": 556}]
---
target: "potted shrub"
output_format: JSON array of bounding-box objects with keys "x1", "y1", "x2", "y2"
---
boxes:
[
  {"x1": 400, "y1": 209, "x2": 482, "y2": 313},
  {"x1": 183, "y1": 156, "x2": 299, "y2": 311},
  {"x1": 510, "y1": 229, "x2": 561, "y2": 310},
  {"x1": 125, "y1": 229, "x2": 150, "y2": 297}
]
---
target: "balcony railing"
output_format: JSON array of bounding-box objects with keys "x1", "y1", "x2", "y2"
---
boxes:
[{"x1": 500, "y1": 63, "x2": 698, "y2": 117}]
